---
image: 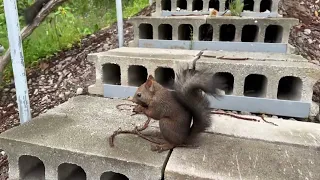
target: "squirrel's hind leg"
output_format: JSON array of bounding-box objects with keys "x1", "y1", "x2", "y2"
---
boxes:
[{"x1": 135, "y1": 128, "x2": 167, "y2": 145}]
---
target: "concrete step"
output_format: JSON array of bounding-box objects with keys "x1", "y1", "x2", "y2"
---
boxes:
[
  {"x1": 0, "y1": 96, "x2": 167, "y2": 180},
  {"x1": 153, "y1": 0, "x2": 281, "y2": 17},
  {"x1": 1, "y1": 96, "x2": 320, "y2": 180},
  {"x1": 165, "y1": 133, "x2": 320, "y2": 180},
  {"x1": 127, "y1": 16, "x2": 299, "y2": 53},
  {"x1": 88, "y1": 47, "x2": 320, "y2": 118}
]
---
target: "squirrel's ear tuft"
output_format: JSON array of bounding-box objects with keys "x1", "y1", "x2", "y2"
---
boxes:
[{"x1": 147, "y1": 75, "x2": 155, "y2": 80}]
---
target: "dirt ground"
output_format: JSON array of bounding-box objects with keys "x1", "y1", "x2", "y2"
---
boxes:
[{"x1": 1, "y1": 1, "x2": 320, "y2": 179}]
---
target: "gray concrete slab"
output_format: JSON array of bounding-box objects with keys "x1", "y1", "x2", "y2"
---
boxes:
[
  {"x1": 0, "y1": 96, "x2": 166, "y2": 180},
  {"x1": 165, "y1": 133, "x2": 320, "y2": 180}
]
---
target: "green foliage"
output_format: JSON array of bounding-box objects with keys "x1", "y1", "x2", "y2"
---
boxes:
[
  {"x1": 0, "y1": 0, "x2": 149, "y2": 83},
  {"x1": 229, "y1": 0, "x2": 244, "y2": 16}
]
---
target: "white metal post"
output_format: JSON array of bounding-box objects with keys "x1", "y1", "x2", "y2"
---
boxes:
[
  {"x1": 3, "y1": 0, "x2": 31, "y2": 123},
  {"x1": 116, "y1": 0, "x2": 124, "y2": 48}
]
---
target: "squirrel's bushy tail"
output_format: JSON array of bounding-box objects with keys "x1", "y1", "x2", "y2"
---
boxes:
[{"x1": 173, "y1": 65, "x2": 227, "y2": 143}]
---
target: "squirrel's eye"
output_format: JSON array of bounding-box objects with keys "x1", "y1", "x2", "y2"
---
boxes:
[{"x1": 137, "y1": 93, "x2": 141, "y2": 97}]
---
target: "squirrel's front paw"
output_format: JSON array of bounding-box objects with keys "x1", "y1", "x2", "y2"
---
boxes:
[{"x1": 132, "y1": 104, "x2": 145, "y2": 114}]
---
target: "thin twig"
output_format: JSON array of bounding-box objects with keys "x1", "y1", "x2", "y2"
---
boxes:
[
  {"x1": 108, "y1": 115, "x2": 152, "y2": 147},
  {"x1": 116, "y1": 103, "x2": 136, "y2": 111},
  {"x1": 217, "y1": 56, "x2": 250, "y2": 60},
  {"x1": 260, "y1": 114, "x2": 278, "y2": 126},
  {"x1": 211, "y1": 111, "x2": 260, "y2": 122}
]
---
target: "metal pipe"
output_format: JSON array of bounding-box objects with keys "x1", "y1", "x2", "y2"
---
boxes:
[
  {"x1": 3, "y1": 0, "x2": 31, "y2": 124},
  {"x1": 116, "y1": 0, "x2": 124, "y2": 48}
]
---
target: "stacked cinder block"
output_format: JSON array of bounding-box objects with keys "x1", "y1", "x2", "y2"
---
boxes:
[
  {"x1": 88, "y1": 0, "x2": 320, "y2": 119},
  {"x1": 128, "y1": 16, "x2": 298, "y2": 53},
  {"x1": 154, "y1": 0, "x2": 281, "y2": 17}
]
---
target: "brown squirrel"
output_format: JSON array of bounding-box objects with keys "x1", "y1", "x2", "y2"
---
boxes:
[{"x1": 131, "y1": 66, "x2": 226, "y2": 152}]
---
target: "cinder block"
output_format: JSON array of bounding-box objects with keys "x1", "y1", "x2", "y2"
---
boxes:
[
  {"x1": 128, "y1": 16, "x2": 299, "y2": 48},
  {"x1": 0, "y1": 96, "x2": 169, "y2": 180},
  {"x1": 165, "y1": 132, "x2": 320, "y2": 180},
  {"x1": 197, "y1": 50, "x2": 320, "y2": 102},
  {"x1": 128, "y1": 16, "x2": 207, "y2": 46},
  {"x1": 154, "y1": 0, "x2": 281, "y2": 17},
  {"x1": 88, "y1": 47, "x2": 320, "y2": 118},
  {"x1": 88, "y1": 47, "x2": 199, "y2": 95}
]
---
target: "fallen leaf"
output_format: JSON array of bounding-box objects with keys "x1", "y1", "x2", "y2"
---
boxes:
[
  {"x1": 315, "y1": 10, "x2": 319, "y2": 17},
  {"x1": 39, "y1": 62, "x2": 49, "y2": 71}
]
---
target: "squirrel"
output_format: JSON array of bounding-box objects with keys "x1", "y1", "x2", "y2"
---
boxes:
[
  {"x1": 131, "y1": 66, "x2": 226, "y2": 152},
  {"x1": 23, "y1": 0, "x2": 51, "y2": 25}
]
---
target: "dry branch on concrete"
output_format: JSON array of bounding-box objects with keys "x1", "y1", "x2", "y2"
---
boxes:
[{"x1": 0, "y1": 0, "x2": 68, "y2": 84}]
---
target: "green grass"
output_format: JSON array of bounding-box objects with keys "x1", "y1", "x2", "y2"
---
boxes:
[{"x1": 0, "y1": 0, "x2": 149, "y2": 83}]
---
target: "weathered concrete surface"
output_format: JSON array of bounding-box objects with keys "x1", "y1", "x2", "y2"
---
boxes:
[
  {"x1": 165, "y1": 133, "x2": 320, "y2": 180},
  {"x1": 0, "y1": 96, "x2": 165, "y2": 180}
]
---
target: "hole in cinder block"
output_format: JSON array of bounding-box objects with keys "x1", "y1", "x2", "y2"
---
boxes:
[
  {"x1": 139, "y1": 23, "x2": 153, "y2": 39},
  {"x1": 155, "y1": 67, "x2": 175, "y2": 89},
  {"x1": 100, "y1": 171, "x2": 129, "y2": 180},
  {"x1": 219, "y1": 24, "x2": 236, "y2": 41},
  {"x1": 241, "y1": 25, "x2": 258, "y2": 42},
  {"x1": 19, "y1": 155, "x2": 45, "y2": 180},
  {"x1": 158, "y1": 24, "x2": 173, "y2": 40},
  {"x1": 58, "y1": 163, "x2": 86, "y2": 180},
  {"x1": 209, "y1": 0, "x2": 220, "y2": 10},
  {"x1": 128, "y1": 65, "x2": 148, "y2": 87},
  {"x1": 277, "y1": 76, "x2": 302, "y2": 101},
  {"x1": 225, "y1": 0, "x2": 235, "y2": 10},
  {"x1": 102, "y1": 63, "x2": 121, "y2": 85},
  {"x1": 213, "y1": 72, "x2": 234, "y2": 95},
  {"x1": 243, "y1": 0, "x2": 254, "y2": 11},
  {"x1": 260, "y1": 0, "x2": 272, "y2": 12},
  {"x1": 177, "y1": 0, "x2": 187, "y2": 10},
  {"x1": 178, "y1": 24, "x2": 193, "y2": 40},
  {"x1": 264, "y1": 25, "x2": 283, "y2": 43},
  {"x1": 161, "y1": 0, "x2": 171, "y2": 11},
  {"x1": 244, "y1": 74, "x2": 267, "y2": 97},
  {"x1": 192, "y1": 0, "x2": 203, "y2": 11},
  {"x1": 199, "y1": 24, "x2": 213, "y2": 41}
]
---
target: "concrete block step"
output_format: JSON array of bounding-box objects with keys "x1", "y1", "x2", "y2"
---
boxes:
[
  {"x1": 88, "y1": 47, "x2": 320, "y2": 118},
  {"x1": 154, "y1": 0, "x2": 281, "y2": 17},
  {"x1": 1, "y1": 96, "x2": 319, "y2": 180},
  {"x1": 127, "y1": 16, "x2": 299, "y2": 51},
  {"x1": 165, "y1": 133, "x2": 320, "y2": 180},
  {"x1": 0, "y1": 96, "x2": 167, "y2": 180}
]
